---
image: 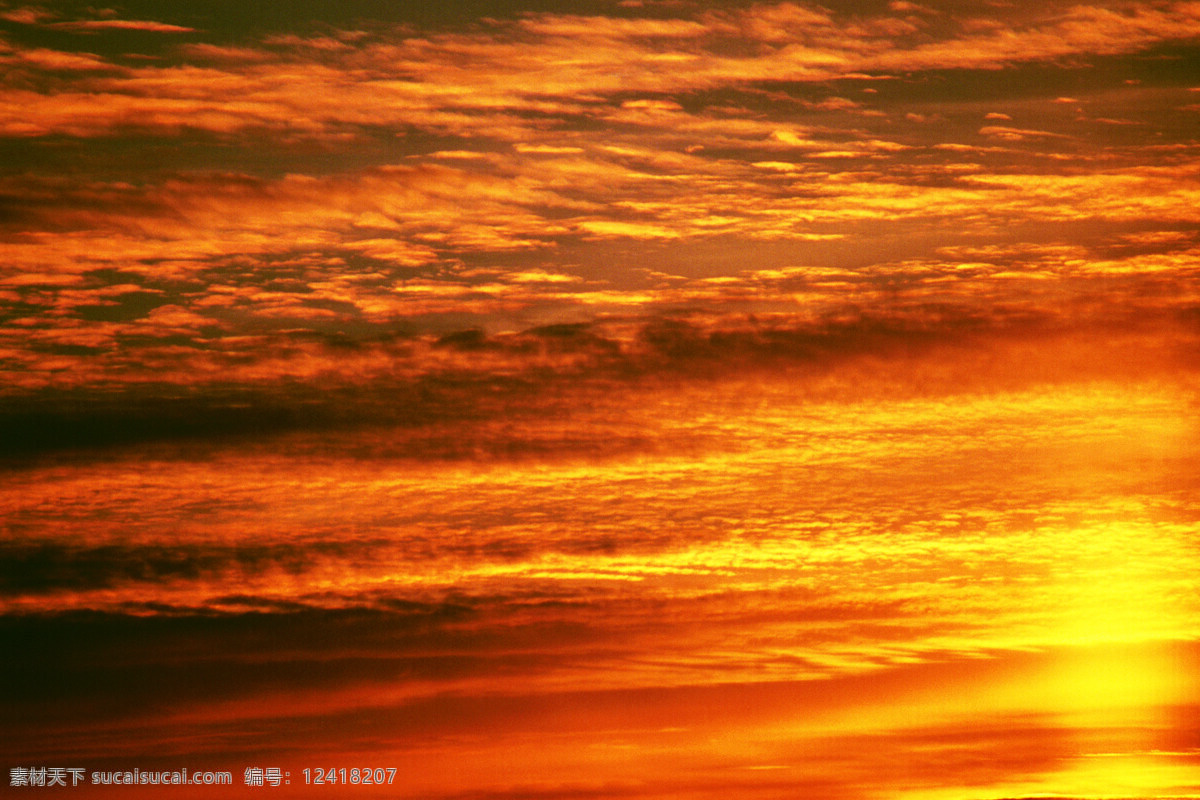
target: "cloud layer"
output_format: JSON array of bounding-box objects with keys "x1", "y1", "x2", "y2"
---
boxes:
[{"x1": 2, "y1": 0, "x2": 1199, "y2": 401}]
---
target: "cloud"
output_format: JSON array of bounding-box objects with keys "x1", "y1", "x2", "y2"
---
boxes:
[
  {"x1": 0, "y1": 47, "x2": 116, "y2": 71},
  {"x1": 979, "y1": 125, "x2": 1073, "y2": 141},
  {"x1": 0, "y1": 6, "x2": 52, "y2": 25},
  {"x1": 0, "y1": 164, "x2": 576, "y2": 278},
  {"x1": 1, "y1": 2, "x2": 1197, "y2": 145},
  {"x1": 47, "y1": 19, "x2": 196, "y2": 33},
  {"x1": 3, "y1": 285, "x2": 1195, "y2": 463},
  {"x1": 514, "y1": 143, "x2": 587, "y2": 154},
  {"x1": 577, "y1": 220, "x2": 682, "y2": 239},
  {"x1": 866, "y1": 1, "x2": 1200, "y2": 72},
  {"x1": 4, "y1": 375, "x2": 1197, "y2": 793},
  {"x1": 2, "y1": 141, "x2": 1198, "y2": 404}
]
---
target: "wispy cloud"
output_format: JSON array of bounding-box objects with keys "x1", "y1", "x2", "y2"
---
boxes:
[
  {"x1": 47, "y1": 19, "x2": 196, "y2": 33},
  {"x1": 2, "y1": 2, "x2": 1199, "y2": 141}
]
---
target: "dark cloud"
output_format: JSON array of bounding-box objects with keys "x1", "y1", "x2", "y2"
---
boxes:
[
  {"x1": 1, "y1": 604, "x2": 498, "y2": 765},
  {"x1": 0, "y1": 387, "x2": 345, "y2": 459},
  {"x1": 0, "y1": 541, "x2": 362, "y2": 594},
  {"x1": 2, "y1": 304, "x2": 1195, "y2": 463}
]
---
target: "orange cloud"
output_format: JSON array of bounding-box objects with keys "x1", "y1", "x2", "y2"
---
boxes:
[
  {"x1": 48, "y1": 19, "x2": 195, "y2": 33},
  {"x1": 2, "y1": 2, "x2": 1195, "y2": 147}
]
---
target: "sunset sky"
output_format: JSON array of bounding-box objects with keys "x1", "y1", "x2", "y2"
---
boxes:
[{"x1": 2, "y1": 1, "x2": 1199, "y2": 798}]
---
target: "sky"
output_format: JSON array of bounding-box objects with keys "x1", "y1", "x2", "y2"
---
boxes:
[{"x1": 2, "y1": 1, "x2": 1199, "y2": 798}]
